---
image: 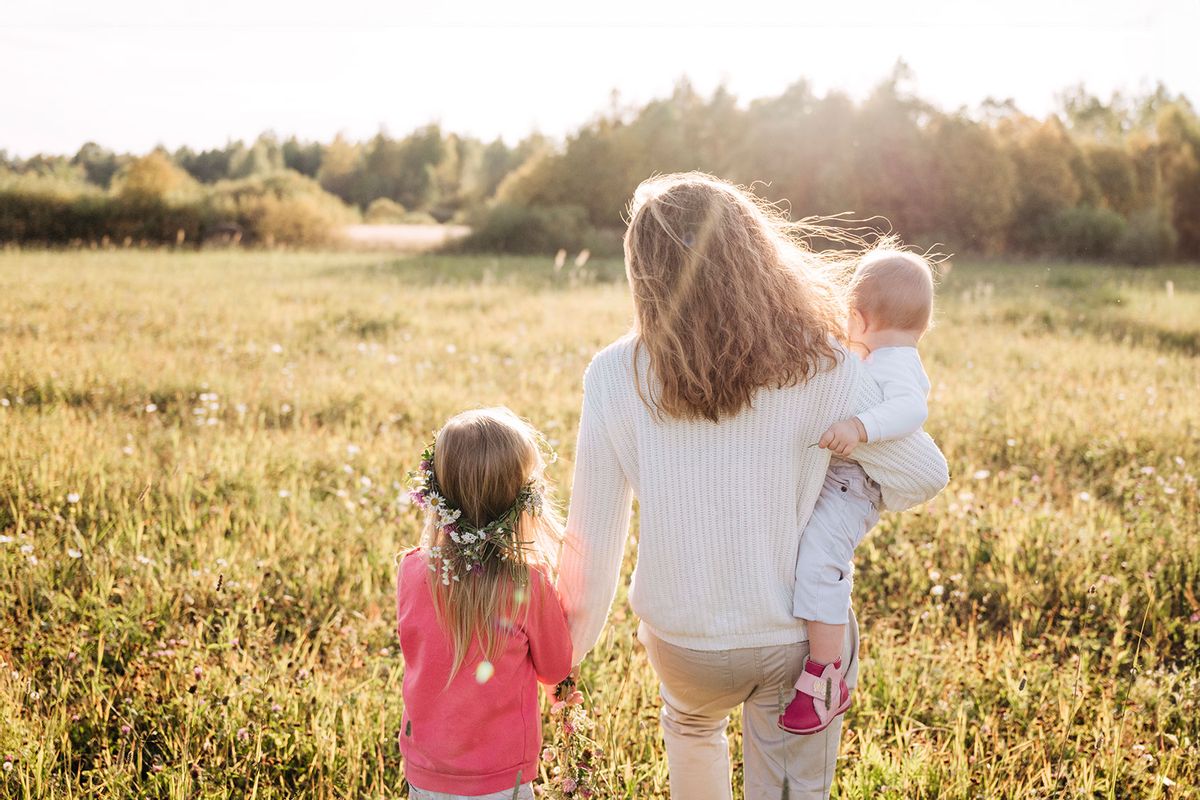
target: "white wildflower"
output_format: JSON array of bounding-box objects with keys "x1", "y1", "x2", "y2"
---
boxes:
[
  {"x1": 67, "y1": 548, "x2": 82, "y2": 559},
  {"x1": 66, "y1": 493, "x2": 80, "y2": 504}
]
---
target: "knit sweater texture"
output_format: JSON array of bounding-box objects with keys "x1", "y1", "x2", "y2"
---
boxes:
[{"x1": 558, "y1": 336, "x2": 950, "y2": 660}]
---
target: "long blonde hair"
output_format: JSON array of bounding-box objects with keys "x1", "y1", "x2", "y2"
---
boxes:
[
  {"x1": 624, "y1": 172, "x2": 856, "y2": 422},
  {"x1": 421, "y1": 407, "x2": 563, "y2": 678}
]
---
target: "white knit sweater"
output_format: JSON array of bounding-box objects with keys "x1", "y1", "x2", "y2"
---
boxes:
[{"x1": 557, "y1": 335, "x2": 950, "y2": 660}]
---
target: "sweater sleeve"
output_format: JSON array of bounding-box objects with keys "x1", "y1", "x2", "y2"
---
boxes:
[
  {"x1": 855, "y1": 348, "x2": 931, "y2": 443},
  {"x1": 847, "y1": 362, "x2": 949, "y2": 511},
  {"x1": 524, "y1": 569, "x2": 574, "y2": 685},
  {"x1": 557, "y1": 359, "x2": 635, "y2": 665}
]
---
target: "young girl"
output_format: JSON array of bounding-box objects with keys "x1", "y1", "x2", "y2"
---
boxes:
[
  {"x1": 779, "y1": 250, "x2": 936, "y2": 735},
  {"x1": 397, "y1": 407, "x2": 573, "y2": 799}
]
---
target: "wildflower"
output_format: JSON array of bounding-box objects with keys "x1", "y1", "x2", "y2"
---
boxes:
[
  {"x1": 271, "y1": 704, "x2": 283, "y2": 714},
  {"x1": 278, "y1": 489, "x2": 290, "y2": 498},
  {"x1": 120, "y1": 725, "x2": 132, "y2": 735},
  {"x1": 193, "y1": 666, "x2": 203, "y2": 678},
  {"x1": 145, "y1": 403, "x2": 157, "y2": 413},
  {"x1": 66, "y1": 493, "x2": 80, "y2": 504},
  {"x1": 1005, "y1": 438, "x2": 1016, "y2": 447},
  {"x1": 237, "y1": 727, "x2": 249, "y2": 742},
  {"x1": 0, "y1": 535, "x2": 13, "y2": 544},
  {"x1": 347, "y1": 444, "x2": 360, "y2": 456},
  {"x1": 1078, "y1": 491, "x2": 1092, "y2": 502},
  {"x1": 973, "y1": 470, "x2": 990, "y2": 480},
  {"x1": 67, "y1": 548, "x2": 82, "y2": 559},
  {"x1": 930, "y1": 585, "x2": 945, "y2": 597},
  {"x1": 20, "y1": 544, "x2": 32, "y2": 554},
  {"x1": 551, "y1": 700, "x2": 566, "y2": 715},
  {"x1": 122, "y1": 445, "x2": 135, "y2": 456},
  {"x1": 2, "y1": 762, "x2": 9, "y2": 772},
  {"x1": 562, "y1": 777, "x2": 577, "y2": 793},
  {"x1": 445, "y1": 344, "x2": 457, "y2": 354},
  {"x1": 270, "y1": 343, "x2": 283, "y2": 354},
  {"x1": 542, "y1": 747, "x2": 557, "y2": 763}
]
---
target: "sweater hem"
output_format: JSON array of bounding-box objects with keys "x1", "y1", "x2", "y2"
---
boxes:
[
  {"x1": 639, "y1": 620, "x2": 810, "y2": 651},
  {"x1": 403, "y1": 759, "x2": 538, "y2": 796}
]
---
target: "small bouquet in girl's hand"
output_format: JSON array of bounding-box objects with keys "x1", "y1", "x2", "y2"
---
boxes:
[{"x1": 540, "y1": 676, "x2": 602, "y2": 798}]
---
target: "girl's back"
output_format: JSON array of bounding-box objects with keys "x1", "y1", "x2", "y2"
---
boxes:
[
  {"x1": 396, "y1": 551, "x2": 570, "y2": 795},
  {"x1": 396, "y1": 406, "x2": 572, "y2": 797}
]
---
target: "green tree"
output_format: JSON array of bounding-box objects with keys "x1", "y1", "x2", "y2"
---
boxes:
[{"x1": 928, "y1": 116, "x2": 1017, "y2": 253}]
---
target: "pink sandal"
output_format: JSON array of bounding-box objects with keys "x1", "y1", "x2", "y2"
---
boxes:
[{"x1": 777, "y1": 658, "x2": 851, "y2": 735}]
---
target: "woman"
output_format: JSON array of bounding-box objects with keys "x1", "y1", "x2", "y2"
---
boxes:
[{"x1": 557, "y1": 173, "x2": 949, "y2": 799}]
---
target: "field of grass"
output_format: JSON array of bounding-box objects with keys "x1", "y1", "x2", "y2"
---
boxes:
[{"x1": 0, "y1": 249, "x2": 1197, "y2": 799}]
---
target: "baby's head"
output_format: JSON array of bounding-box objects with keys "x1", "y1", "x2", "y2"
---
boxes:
[{"x1": 847, "y1": 250, "x2": 935, "y2": 341}]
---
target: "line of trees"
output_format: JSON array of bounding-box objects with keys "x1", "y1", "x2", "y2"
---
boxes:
[
  {"x1": 484, "y1": 69, "x2": 1197, "y2": 263},
  {"x1": 2, "y1": 67, "x2": 1197, "y2": 260}
]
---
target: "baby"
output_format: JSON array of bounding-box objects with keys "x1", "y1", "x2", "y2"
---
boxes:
[{"x1": 779, "y1": 250, "x2": 935, "y2": 735}]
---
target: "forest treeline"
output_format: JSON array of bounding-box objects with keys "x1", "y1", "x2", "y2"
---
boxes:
[{"x1": 2, "y1": 70, "x2": 1198, "y2": 262}]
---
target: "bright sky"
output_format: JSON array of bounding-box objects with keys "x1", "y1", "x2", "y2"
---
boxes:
[{"x1": 2, "y1": 0, "x2": 1195, "y2": 157}]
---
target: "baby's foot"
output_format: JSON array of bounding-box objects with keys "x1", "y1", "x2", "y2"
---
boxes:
[{"x1": 777, "y1": 657, "x2": 851, "y2": 735}]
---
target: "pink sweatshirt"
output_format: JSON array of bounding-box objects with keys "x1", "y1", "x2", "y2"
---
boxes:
[{"x1": 395, "y1": 550, "x2": 573, "y2": 795}]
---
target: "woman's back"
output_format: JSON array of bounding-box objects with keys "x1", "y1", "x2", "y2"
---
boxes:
[{"x1": 559, "y1": 335, "x2": 948, "y2": 657}]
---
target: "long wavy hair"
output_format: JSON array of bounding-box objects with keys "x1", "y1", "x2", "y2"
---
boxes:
[
  {"x1": 421, "y1": 407, "x2": 564, "y2": 678},
  {"x1": 624, "y1": 172, "x2": 857, "y2": 422}
]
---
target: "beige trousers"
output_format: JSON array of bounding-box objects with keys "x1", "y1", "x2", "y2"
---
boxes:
[{"x1": 638, "y1": 610, "x2": 859, "y2": 800}]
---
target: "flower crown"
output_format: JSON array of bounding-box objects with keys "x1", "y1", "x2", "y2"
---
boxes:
[{"x1": 408, "y1": 442, "x2": 545, "y2": 585}]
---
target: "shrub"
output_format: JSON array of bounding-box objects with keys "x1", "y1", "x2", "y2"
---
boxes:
[
  {"x1": 1046, "y1": 206, "x2": 1126, "y2": 259},
  {"x1": 397, "y1": 210, "x2": 438, "y2": 225},
  {"x1": 1115, "y1": 207, "x2": 1178, "y2": 266},
  {"x1": 456, "y1": 202, "x2": 592, "y2": 254},
  {"x1": 0, "y1": 169, "x2": 355, "y2": 247},
  {"x1": 363, "y1": 198, "x2": 408, "y2": 224},
  {"x1": 205, "y1": 172, "x2": 356, "y2": 245}
]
